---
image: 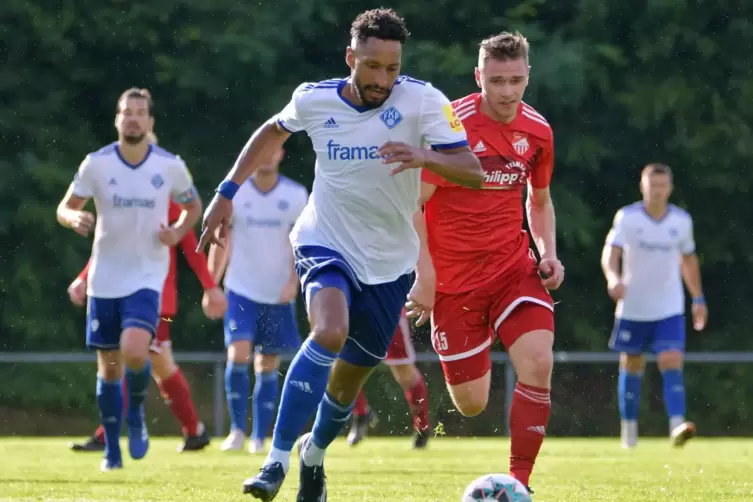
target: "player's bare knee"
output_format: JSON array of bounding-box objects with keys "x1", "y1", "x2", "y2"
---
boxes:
[
  {"x1": 310, "y1": 323, "x2": 349, "y2": 353},
  {"x1": 448, "y1": 379, "x2": 489, "y2": 417},
  {"x1": 120, "y1": 327, "x2": 151, "y2": 369},
  {"x1": 228, "y1": 341, "x2": 252, "y2": 364},
  {"x1": 657, "y1": 350, "x2": 683, "y2": 371},
  {"x1": 255, "y1": 353, "x2": 279, "y2": 373},
  {"x1": 390, "y1": 364, "x2": 419, "y2": 389},
  {"x1": 149, "y1": 351, "x2": 177, "y2": 380},
  {"x1": 620, "y1": 353, "x2": 646, "y2": 373},
  {"x1": 515, "y1": 347, "x2": 553, "y2": 387}
]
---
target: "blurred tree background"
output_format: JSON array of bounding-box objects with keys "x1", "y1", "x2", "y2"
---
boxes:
[{"x1": 1, "y1": 0, "x2": 752, "y2": 437}]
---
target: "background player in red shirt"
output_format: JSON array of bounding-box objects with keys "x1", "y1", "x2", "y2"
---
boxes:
[
  {"x1": 68, "y1": 133, "x2": 228, "y2": 453},
  {"x1": 412, "y1": 33, "x2": 565, "y2": 492},
  {"x1": 346, "y1": 309, "x2": 431, "y2": 449}
]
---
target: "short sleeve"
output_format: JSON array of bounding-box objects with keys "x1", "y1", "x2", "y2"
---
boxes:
[
  {"x1": 71, "y1": 155, "x2": 95, "y2": 199},
  {"x1": 680, "y1": 216, "x2": 696, "y2": 255},
  {"x1": 170, "y1": 157, "x2": 198, "y2": 204},
  {"x1": 530, "y1": 130, "x2": 555, "y2": 189},
  {"x1": 419, "y1": 84, "x2": 469, "y2": 151},
  {"x1": 275, "y1": 82, "x2": 313, "y2": 134},
  {"x1": 605, "y1": 209, "x2": 627, "y2": 248}
]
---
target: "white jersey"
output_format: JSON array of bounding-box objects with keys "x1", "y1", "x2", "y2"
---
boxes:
[
  {"x1": 224, "y1": 175, "x2": 308, "y2": 304},
  {"x1": 70, "y1": 143, "x2": 196, "y2": 298},
  {"x1": 605, "y1": 202, "x2": 695, "y2": 321},
  {"x1": 276, "y1": 76, "x2": 468, "y2": 284}
]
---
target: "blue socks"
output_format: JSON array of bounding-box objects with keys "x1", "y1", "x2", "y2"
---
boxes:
[
  {"x1": 252, "y1": 371, "x2": 279, "y2": 442},
  {"x1": 96, "y1": 377, "x2": 123, "y2": 464},
  {"x1": 124, "y1": 361, "x2": 151, "y2": 423},
  {"x1": 270, "y1": 339, "x2": 337, "y2": 454},
  {"x1": 661, "y1": 368, "x2": 686, "y2": 421},
  {"x1": 301, "y1": 392, "x2": 353, "y2": 466},
  {"x1": 618, "y1": 370, "x2": 642, "y2": 421},
  {"x1": 225, "y1": 362, "x2": 251, "y2": 433}
]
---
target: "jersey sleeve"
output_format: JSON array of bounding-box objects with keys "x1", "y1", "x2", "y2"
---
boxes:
[
  {"x1": 170, "y1": 158, "x2": 198, "y2": 204},
  {"x1": 70, "y1": 155, "x2": 96, "y2": 199},
  {"x1": 419, "y1": 84, "x2": 469, "y2": 151},
  {"x1": 530, "y1": 130, "x2": 555, "y2": 189},
  {"x1": 605, "y1": 209, "x2": 627, "y2": 248},
  {"x1": 275, "y1": 82, "x2": 313, "y2": 134},
  {"x1": 680, "y1": 216, "x2": 696, "y2": 255}
]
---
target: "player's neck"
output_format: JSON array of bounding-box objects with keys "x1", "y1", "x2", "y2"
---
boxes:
[
  {"x1": 253, "y1": 172, "x2": 279, "y2": 192},
  {"x1": 341, "y1": 81, "x2": 364, "y2": 107},
  {"x1": 117, "y1": 140, "x2": 150, "y2": 165},
  {"x1": 643, "y1": 201, "x2": 669, "y2": 219},
  {"x1": 479, "y1": 96, "x2": 516, "y2": 124}
]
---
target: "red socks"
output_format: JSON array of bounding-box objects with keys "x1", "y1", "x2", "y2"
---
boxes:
[
  {"x1": 158, "y1": 369, "x2": 200, "y2": 436},
  {"x1": 404, "y1": 373, "x2": 430, "y2": 432},
  {"x1": 352, "y1": 389, "x2": 369, "y2": 417},
  {"x1": 509, "y1": 382, "x2": 551, "y2": 486}
]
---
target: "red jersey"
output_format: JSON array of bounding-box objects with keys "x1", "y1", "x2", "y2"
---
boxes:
[
  {"x1": 77, "y1": 201, "x2": 216, "y2": 317},
  {"x1": 422, "y1": 94, "x2": 554, "y2": 294}
]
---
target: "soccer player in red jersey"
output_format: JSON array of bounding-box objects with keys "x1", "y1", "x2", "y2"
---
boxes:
[
  {"x1": 411, "y1": 32, "x2": 565, "y2": 492},
  {"x1": 347, "y1": 309, "x2": 431, "y2": 449},
  {"x1": 68, "y1": 133, "x2": 228, "y2": 453}
]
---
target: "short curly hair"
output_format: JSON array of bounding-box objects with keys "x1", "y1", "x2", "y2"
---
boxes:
[{"x1": 350, "y1": 8, "x2": 410, "y2": 45}]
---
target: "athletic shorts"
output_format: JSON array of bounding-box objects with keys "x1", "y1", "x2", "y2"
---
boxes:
[
  {"x1": 224, "y1": 290, "x2": 302, "y2": 355},
  {"x1": 86, "y1": 289, "x2": 161, "y2": 351},
  {"x1": 431, "y1": 251, "x2": 554, "y2": 385},
  {"x1": 385, "y1": 311, "x2": 416, "y2": 366},
  {"x1": 295, "y1": 245, "x2": 412, "y2": 368},
  {"x1": 609, "y1": 314, "x2": 685, "y2": 354}
]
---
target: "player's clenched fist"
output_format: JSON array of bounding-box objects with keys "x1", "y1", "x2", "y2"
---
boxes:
[
  {"x1": 379, "y1": 141, "x2": 427, "y2": 175},
  {"x1": 197, "y1": 194, "x2": 233, "y2": 251},
  {"x1": 71, "y1": 211, "x2": 95, "y2": 237},
  {"x1": 158, "y1": 224, "x2": 180, "y2": 247},
  {"x1": 67, "y1": 277, "x2": 87, "y2": 307},
  {"x1": 539, "y1": 257, "x2": 565, "y2": 290},
  {"x1": 202, "y1": 286, "x2": 227, "y2": 319},
  {"x1": 607, "y1": 279, "x2": 625, "y2": 301}
]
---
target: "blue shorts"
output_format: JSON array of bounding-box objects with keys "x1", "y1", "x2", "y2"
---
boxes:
[
  {"x1": 609, "y1": 314, "x2": 686, "y2": 354},
  {"x1": 86, "y1": 289, "x2": 161, "y2": 350},
  {"x1": 224, "y1": 290, "x2": 301, "y2": 355},
  {"x1": 294, "y1": 245, "x2": 412, "y2": 367}
]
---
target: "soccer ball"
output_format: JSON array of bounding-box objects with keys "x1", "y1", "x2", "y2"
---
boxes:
[{"x1": 461, "y1": 473, "x2": 532, "y2": 501}]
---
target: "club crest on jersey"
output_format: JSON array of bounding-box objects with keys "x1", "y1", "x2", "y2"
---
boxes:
[
  {"x1": 278, "y1": 199, "x2": 289, "y2": 211},
  {"x1": 379, "y1": 106, "x2": 403, "y2": 129},
  {"x1": 512, "y1": 132, "x2": 529, "y2": 155},
  {"x1": 151, "y1": 174, "x2": 164, "y2": 189}
]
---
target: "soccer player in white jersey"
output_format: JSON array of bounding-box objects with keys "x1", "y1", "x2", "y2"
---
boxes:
[
  {"x1": 56, "y1": 88, "x2": 202, "y2": 471},
  {"x1": 601, "y1": 163, "x2": 707, "y2": 449},
  {"x1": 208, "y1": 147, "x2": 308, "y2": 455},
  {"x1": 198, "y1": 9, "x2": 482, "y2": 500}
]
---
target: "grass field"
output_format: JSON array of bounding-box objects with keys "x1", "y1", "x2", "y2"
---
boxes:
[{"x1": 1, "y1": 436, "x2": 752, "y2": 501}]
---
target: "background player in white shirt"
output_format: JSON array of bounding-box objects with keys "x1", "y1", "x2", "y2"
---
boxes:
[
  {"x1": 198, "y1": 9, "x2": 482, "y2": 500},
  {"x1": 56, "y1": 88, "x2": 202, "y2": 471},
  {"x1": 601, "y1": 163, "x2": 707, "y2": 449},
  {"x1": 208, "y1": 147, "x2": 308, "y2": 455}
]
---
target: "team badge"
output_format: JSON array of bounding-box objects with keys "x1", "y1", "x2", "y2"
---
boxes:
[
  {"x1": 379, "y1": 106, "x2": 403, "y2": 129},
  {"x1": 278, "y1": 199, "x2": 289, "y2": 211},
  {"x1": 151, "y1": 174, "x2": 165, "y2": 189},
  {"x1": 512, "y1": 132, "x2": 529, "y2": 155}
]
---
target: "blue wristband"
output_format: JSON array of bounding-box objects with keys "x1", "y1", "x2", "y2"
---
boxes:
[
  {"x1": 217, "y1": 179, "x2": 240, "y2": 200},
  {"x1": 692, "y1": 295, "x2": 705, "y2": 305}
]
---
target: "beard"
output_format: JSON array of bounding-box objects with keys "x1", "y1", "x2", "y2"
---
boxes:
[
  {"x1": 353, "y1": 75, "x2": 391, "y2": 109},
  {"x1": 122, "y1": 132, "x2": 147, "y2": 145}
]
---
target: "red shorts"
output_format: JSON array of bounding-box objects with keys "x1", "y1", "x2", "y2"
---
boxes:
[
  {"x1": 149, "y1": 317, "x2": 172, "y2": 353},
  {"x1": 431, "y1": 251, "x2": 554, "y2": 385},
  {"x1": 385, "y1": 314, "x2": 415, "y2": 366}
]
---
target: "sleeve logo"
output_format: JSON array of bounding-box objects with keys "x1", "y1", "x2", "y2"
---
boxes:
[{"x1": 442, "y1": 104, "x2": 464, "y2": 133}]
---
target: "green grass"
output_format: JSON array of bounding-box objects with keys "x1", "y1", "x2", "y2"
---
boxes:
[{"x1": 1, "y1": 436, "x2": 752, "y2": 500}]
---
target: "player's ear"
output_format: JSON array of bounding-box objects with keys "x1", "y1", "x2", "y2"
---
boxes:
[
  {"x1": 474, "y1": 67, "x2": 482, "y2": 89},
  {"x1": 346, "y1": 46, "x2": 356, "y2": 71}
]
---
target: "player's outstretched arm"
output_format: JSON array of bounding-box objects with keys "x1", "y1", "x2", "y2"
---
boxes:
[
  {"x1": 207, "y1": 228, "x2": 232, "y2": 285},
  {"x1": 197, "y1": 121, "x2": 291, "y2": 250}
]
